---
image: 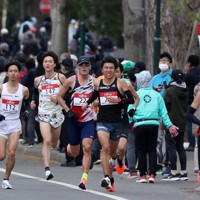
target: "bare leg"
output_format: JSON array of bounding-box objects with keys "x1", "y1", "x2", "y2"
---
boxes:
[
  {"x1": 98, "y1": 131, "x2": 110, "y2": 176},
  {"x1": 40, "y1": 122, "x2": 52, "y2": 167},
  {"x1": 82, "y1": 138, "x2": 93, "y2": 173},
  {"x1": 4, "y1": 132, "x2": 20, "y2": 179}
]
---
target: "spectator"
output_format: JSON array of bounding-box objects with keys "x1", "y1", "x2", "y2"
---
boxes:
[
  {"x1": 184, "y1": 55, "x2": 200, "y2": 152},
  {"x1": 98, "y1": 35, "x2": 117, "y2": 59},
  {"x1": 133, "y1": 70, "x2": 178, "y2": 183},
  {"x1": 162, "y1": 69, "x2": 188, "y2": 181}
]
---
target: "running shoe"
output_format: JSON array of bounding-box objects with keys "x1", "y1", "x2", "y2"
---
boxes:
[
  {"x1": 136, "y1": 175, "x2": 147, "y2": 183},
  {"x1": 194, "y1": 169, "x2": 199, "y2": 176},
  {"x1": 116, "y1": 164, "x2": 125, "y2": 175},
  {"x1": 101, "y1": 177, "x2": 111, "y2": 189},
  {"x1": 149, "y1": 174, "x2": 155, "y2": 183},
  {"x1": 106, "y1": 183, "x2": 115, "y2": 192},
  {"x1": 79, "y1": 177, "x2": 87, "y2": 190},
  {"x1": 162, "y1": 166, "x2": 171, "y2": 175},
  {"x1": 179, "y1": 173, "x2": 188, "y2": 181},
  {"x1": 162, "y1": 173, "x2": 180, "y2": 181},
  {"x1": 45, "y1": 170, "x2": 54, "y2": 180},
  {"x1": 109, "y1": 158, "x2": 117, "y2": 170},
  {"x1": 2, "y1": 180, "x2": 13, "y2": 189},
  {"x1": 127, "y1": 171, "x2": 138, "y2": 179},
  {"x1": 123, "y1": 168, "x2": 130, "y2": 175}
]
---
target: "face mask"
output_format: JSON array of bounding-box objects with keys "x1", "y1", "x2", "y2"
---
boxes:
[{"x1": 159, "y1": 63, "x2": 169, "y2": 72}]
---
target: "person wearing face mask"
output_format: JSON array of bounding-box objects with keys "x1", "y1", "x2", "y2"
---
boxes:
[
  {"x1": 151, "y1": 52, "x2": 173, "y2": 175},
  {"x1": 151, "y1": 52, "x2": 173, "y2": 97}
]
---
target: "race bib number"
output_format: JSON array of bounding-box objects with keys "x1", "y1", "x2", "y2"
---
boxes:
[
  {"x1": 1, "y1": 99, "x2": 20, "y2": 112},
  {"x1": 74, "y1": 93, "x2": 90, "y2": 106},
  {"x1": 41, "y1": 83, "x2": 59, "y2": 99},
  {"x1": 100, "y1": 91, "x2": 118, "y2": 105}
]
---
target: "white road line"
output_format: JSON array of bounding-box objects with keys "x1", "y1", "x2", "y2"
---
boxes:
[{"x1": 0, "y1": 168, "x2": 128, "y2": 200}]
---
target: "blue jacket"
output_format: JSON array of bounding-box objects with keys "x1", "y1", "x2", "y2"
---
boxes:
[{"x1": 151, "y1": 69, "x2": 172, "y2": 96}]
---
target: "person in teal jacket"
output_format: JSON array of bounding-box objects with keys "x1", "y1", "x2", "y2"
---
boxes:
[{"x1": 133, "y1": 70, "x2": 178, "y2": 184}]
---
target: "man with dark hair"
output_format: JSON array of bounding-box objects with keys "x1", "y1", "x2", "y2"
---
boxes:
[
  {"x1": 82, "y1": 56, "x2": 135, "y2": 191},
  {"x1": 30, "y1": 51, "x2": 66, "y2": 180},
  {"x1": 184, "y1": 55, "x2": 200, "y2": 152},
  {"x1": 151, "y1": 52, "x2": 173, "y2": 96},
  {"x1": 151, "y1": 52, "x2": 173, "y2": 174},
  {"x1": 0, "y1": 61, "x2": 29, "y2": 189}
]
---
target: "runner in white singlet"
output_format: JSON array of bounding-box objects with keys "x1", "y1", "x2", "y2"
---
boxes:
[
  {"x1": 0, "y1": 61, "x2": 29, "y2": 189},
  {"x1": 30, "y1": 51, "x2": 66, "y2": 180}
]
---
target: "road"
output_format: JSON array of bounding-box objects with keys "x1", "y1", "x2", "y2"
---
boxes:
[{"x1": 0, "y1": 149, "x2": 200, "y2": 200}]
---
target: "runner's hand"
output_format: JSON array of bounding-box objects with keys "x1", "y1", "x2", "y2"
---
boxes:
[
  {"x1": 128, "y1": 108, "x2": 136, "y2": 117},
  {"x1": 0, "y1": 114, "x2": 5, "y2": 122},
  {"x1": 65, "y1": 110, "x2": 78, "y2": 120}
]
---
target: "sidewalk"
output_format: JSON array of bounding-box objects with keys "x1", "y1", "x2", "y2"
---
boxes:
[
  {"x1": 16, "y1": 142, "x2": 195, "y2": 172},
  {"x1": 17, "y1": 143, "x2": 65, "y2": 163}
]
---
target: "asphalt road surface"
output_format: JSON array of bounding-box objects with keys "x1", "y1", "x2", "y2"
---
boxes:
[{"x1": 0, "y1": 151, "x2": 200, "y2": 200}]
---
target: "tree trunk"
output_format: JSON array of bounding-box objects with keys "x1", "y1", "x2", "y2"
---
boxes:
[
  {"x1": 122, "y1": 0, "x2": 146, "y2": 62},
  {"x1": 50, "y1": 0, "x2": 69, "y2": 57}
]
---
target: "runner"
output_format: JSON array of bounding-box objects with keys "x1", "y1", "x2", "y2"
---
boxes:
[
  {"x1": 57, "y1": 56, "x2": 99, "y2": 190},
  {"x1": 0, "y1": 60, "x2": 29, "y2": 189},
  {"x1": 112, "y1": 63, "x2": 139, "y2": 177},
  {"x1": 82, "y1": 56, "x2": 135, "y2": 192},
  {"x1": 30, "y1": 51, "x2": 66, "y2": 180}
]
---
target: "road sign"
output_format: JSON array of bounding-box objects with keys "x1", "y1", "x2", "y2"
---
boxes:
[{"x1": 39, "y1": 0, "x2": 51, "y2": 14}]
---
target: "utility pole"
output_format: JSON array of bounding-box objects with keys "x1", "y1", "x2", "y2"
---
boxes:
[
  {"x1": 80, "y1": 21, "x2": 85, "y2": 56},
  {"x1": 153, "y1": 0, "x2": 161, "y2": 75}
]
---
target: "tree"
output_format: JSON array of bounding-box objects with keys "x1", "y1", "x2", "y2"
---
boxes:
[
  {"x1": 123, "y1": 0, "x2": 200, "y2": 73},
  {"x1": 50, "y1": 0, "x2": 69, "y2": 57},
  {"x1": 122, "y1": 0, "x2": 146, "y2": 62}
]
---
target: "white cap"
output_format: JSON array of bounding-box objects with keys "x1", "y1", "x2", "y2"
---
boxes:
[
  {"x1": 1, "y1": 28, "x2": 8, "y2": 35},
  {"x1": 39, "y1": 27, "x2": 46, "y2": 33},
  {"x1": 70, "y1": 54, "x2": 78, "y2": 61}
]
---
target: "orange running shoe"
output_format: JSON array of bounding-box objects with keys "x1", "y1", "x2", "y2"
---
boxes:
[
  {"x1": 79, "y1": 177, "x2": 87, "y2": 190},
  {"x1": 106, "y1": 183, "x2": 115, "y2": 192},
  {"x1": 116, "y1": 164, "x2": 125, "y2": 174}
]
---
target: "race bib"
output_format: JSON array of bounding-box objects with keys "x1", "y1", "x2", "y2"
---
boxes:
[
  {"x1": 100, "y1": 91, "x2": 118, "y2": 105},
  {"x1": 1, "y1": 98, "x2": 20, "y2": 112},
  {"x1": 41, "y1": 83, "x2": 59, "y2": 99},
  {"x1": 74, "y1": 93, "x2": 90, "y2": 106}
]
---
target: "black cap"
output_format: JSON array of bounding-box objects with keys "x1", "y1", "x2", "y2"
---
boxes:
[
  {"x1": 134, "y1": 61, "x2": 146, "y2": 72},
  {"x1": 77, "y1": 56, "x2": 91, "y2": 65},
  {"x1": 61, "y1": 58, "x2": 73, "y2": 69},
  {"x1": 171, "y1": 69, "x2": 184, "y2": 81}
]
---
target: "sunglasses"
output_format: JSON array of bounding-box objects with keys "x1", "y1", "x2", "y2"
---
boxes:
[{"x1": 79, "y1": 63, "x2": 90, "y2": 67}]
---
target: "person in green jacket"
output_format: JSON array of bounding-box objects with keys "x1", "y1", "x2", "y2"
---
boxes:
[{"x1": 133, "y1": 70, "x2": 178, "y2": 183}]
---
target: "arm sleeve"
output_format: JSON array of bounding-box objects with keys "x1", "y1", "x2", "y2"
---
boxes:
[
  {"x1": 187, "y1": 106, "x2": 200, "y2": 126},
  {"x1": 87, "y1": 90, "x2": 99, "y2": 105},
  {"x1": 23, "y1": 98, "x2": 30, "y2": 110},
  {"x1": 122, "y1": 90, "x2": 135, "y2": 104},
  {"x1": 32, "y1": 88, "x2": 39, "y2": 106}
]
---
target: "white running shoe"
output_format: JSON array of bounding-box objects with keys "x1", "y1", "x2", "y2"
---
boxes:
[
  {"x1": 101, "y1": 177, "x2": 111, "y2": 189},
  {"x1": 109, "y1": 158, "x2": 117, "y2": 170},
  {"x1": 45, "y1": 170, "x2": 54, "y2": 180},
  {"x1": 2, "y1": 180, "x2": 13, "y2": 189}
]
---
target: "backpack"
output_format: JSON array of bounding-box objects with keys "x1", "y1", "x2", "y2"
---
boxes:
[{"x1": 192, "y1": 82, "x2": 200, "y2": 136}]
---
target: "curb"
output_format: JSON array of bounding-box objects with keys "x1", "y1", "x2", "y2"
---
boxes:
[{"x1": 17, "y1": 144, "x2": 65, "y2": 163}]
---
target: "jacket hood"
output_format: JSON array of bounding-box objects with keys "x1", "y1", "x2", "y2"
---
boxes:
[
  {"x1": 168, "y1": 81, "x2": 188, "y2": 98},
  {"x1": 136, "y1": 70, "x2": 152, "y2": 90}
]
